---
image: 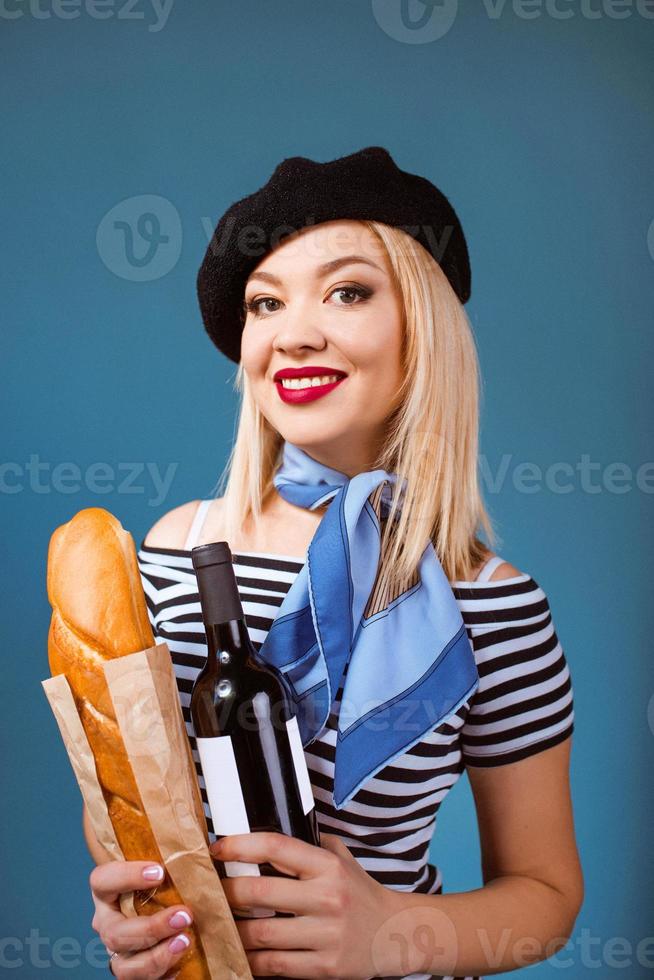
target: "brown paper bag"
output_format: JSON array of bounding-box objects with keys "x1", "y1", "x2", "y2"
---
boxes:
[
  {"x1": 42, "y1": 673, "x2": 138, "y2": 918},
  {"x1": 42, "y1": 641, "x2": 253, "y2": 980}
]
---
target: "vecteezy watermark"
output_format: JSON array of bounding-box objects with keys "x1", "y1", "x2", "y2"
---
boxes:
[
  {"x1": 372, "y1": 0, "x2": 654, "y2": 44},
  {"x1": 480, "y1": 453, "x2": 654, "y2": 495},
  {"x1": 0, "y1": 930, "x2": 109, "y2": 970},
  {"x1": 0, "y1": 0, "x2": 174, "y2": 31},
  {"x1": 372, "y1": 0, "x2": 460, "y2": 43},
  {"x1": 97, "y1": 195, "x2": 457, "y2": 282},
  {"x1": 371, "y1": 905, "x2": 460, "y2": 976},
  {"x1": 648, "y1": 218, "x2": 654, "y2": 262},
  {"x1": 488, "y1": 924, "x2": 654, "y2": 971},
  {"x1": 0, "y1": 455, "x2": 178, "y2": 507},
  {"x1": 413, "y1": 436, "x2": 654, "y2": 498},
  {"x1": 370, "y1": 912, "x2": 654, "y2": 976},
  {"x1": 96, "y1": 195, "x2": 182, "y2": 281},
  {"x1": 200, "y1": 212, "x2": 451, "y2": 260}
]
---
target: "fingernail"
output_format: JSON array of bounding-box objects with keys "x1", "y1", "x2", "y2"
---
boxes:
[
  {"x1": 143, "y1": 864, "x2": 164, "y2": 880},
  {"x1": 169, "y1": 910, "x2": 192, "y2": 928},
  {"x1": 169, "y1": 933, "x2": 190, "y2": 954}
]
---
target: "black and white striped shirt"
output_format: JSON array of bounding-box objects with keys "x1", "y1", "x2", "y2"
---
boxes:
[{"x1": 137, "y1": 541, "x2": 574, "y2": 980}]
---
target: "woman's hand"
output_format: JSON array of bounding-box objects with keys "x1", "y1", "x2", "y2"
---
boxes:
[
  {"x1": 209, "y1": 831, "x2": 401, "y2": 979},
  {"x1": 89, "y1": 859, "x2": 193, "y2": 978}
]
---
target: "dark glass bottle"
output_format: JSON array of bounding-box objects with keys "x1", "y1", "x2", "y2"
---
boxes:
[{"x1": 190, "y1": 541, "x2": 320, "y2": 920}]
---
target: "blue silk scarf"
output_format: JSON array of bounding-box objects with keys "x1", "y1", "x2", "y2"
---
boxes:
[{"x1": 256, "y1": 440, "x2": 479, "y2": 810}]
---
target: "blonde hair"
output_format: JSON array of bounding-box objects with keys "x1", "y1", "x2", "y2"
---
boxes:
[{"x1": 213, "y1": 220, "x2": 499, "y2": 585}]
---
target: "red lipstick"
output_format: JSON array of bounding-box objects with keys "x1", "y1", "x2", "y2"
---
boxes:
[{"x1": 273, "y1": 366, "x2": 348, "y2": 405}]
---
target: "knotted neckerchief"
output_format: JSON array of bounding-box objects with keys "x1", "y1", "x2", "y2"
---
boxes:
[{"x1": 257, "y1": 440, "x2": 479, "y2": 810}]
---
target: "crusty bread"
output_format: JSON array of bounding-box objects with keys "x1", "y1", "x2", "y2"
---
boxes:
[{"x1": 46, "y1": 507, "x2": 210, "y2": 979}]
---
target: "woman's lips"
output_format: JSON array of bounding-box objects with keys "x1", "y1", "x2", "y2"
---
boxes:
[{"x1": 275, "y1": 376, "x2": 347, "y2": 404}]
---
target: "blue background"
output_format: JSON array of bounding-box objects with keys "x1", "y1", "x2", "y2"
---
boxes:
[{"x1": 3, "y1": 2, "x2": 652, "y2": 977}]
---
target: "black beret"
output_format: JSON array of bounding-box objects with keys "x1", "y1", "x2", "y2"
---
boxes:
[{"x1": 197, "y1": 145, "x2": 471, "y2": 364}]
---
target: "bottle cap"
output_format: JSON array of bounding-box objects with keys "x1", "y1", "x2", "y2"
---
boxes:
[{"x1": 191, "y1": 541, "x2": 233, "y2": 570}]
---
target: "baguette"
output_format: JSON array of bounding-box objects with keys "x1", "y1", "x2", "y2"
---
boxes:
[{"x1": 46, "y1": 507, "x2": 211, "y2": 979}]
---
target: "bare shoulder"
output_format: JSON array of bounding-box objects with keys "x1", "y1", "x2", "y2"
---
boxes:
[
  {"x1": 143, "y1": 500, "x2": 201, "y2": 549},
  {"x1": 488, "y1": 559, "x2": 523, "y2": 581},
  {"x1": 472, "y1": 548, "x2": 524, "y2": 582},
  {"x1": 144, "y1": 498, "x2": 224, "y2": 550}
]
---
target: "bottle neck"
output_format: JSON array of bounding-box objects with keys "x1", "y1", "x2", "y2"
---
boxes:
[
  {"x1": 204, "y1": 619, "x2": 254, "y2": 675},
  {"x1": 196, "y1": 558, "x2": 243, "y2": 625},
  {"x1": 193, "y1": 551, "x2": 260, "y2": 674}
]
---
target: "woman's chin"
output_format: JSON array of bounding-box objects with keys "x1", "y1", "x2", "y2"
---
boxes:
[{"x1": 274, "y1": 427, "x2": 350, "y2": 457}]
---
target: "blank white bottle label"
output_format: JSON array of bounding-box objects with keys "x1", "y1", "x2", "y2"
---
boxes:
[
  {"x1": 285, "y1": 715, "x2": 315, "y2": 816},
  {"x1": 195, "y1": 734, "x2": 261, "y2": 878}
]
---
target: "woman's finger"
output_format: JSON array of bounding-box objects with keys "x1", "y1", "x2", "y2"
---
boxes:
[
  {"x1": 106, "y1": 930, "x2": 190, "y2": 979},
  {"x1": 246, "y1": 948, "x2": 331, "y2": 979},
  {"x1": 221, "y1": 873, "x2": 316, "y2": 915},
  {"x1": 237, "y1": 913, "x2": 325, "y2": 951},
  {"x1": 210, "y1": 832, "x2": 329, "y2": 879},
  {"x1": 90, "y1": 861, "x2": 165, "y2": 908},
  {"x1": 95, "y1": 904, "x2": 193, "y2": 955}
]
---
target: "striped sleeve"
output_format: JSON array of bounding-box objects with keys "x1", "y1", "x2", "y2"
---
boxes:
[
  {"x1": 460, "y1": 582, "x2": 574, "y2": 767},
  {"x1": 138, "y1": 555, "x2": 161, "y2": 640}
]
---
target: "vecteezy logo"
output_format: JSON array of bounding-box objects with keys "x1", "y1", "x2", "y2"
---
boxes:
[
  {"x1": 370, "y1": 904, "x2": 459, "y2": 977},
  {"x1": 96, "y1": 194, "x2": 182, "y2": 281},
  {"x1": 372, "y1": 0, "x2": 459, "y2": 43}
]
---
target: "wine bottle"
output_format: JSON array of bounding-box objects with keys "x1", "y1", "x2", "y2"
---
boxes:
[{"x1": 190, "y1": 540, "x2": 320, "y2": 920}]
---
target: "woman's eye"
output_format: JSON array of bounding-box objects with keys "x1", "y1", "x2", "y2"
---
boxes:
[
  {"x1": 330, "y1": 285, "x2": 371, "y2": 306},
  {"x1": 243, "y1": 284, "x2": 372, "y2": 319},
  {"x1": 244, "y1": 297, "x2": 282, "y2": 317}
]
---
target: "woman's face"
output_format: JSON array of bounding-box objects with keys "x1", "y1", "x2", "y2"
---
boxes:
[{"x1": 240, "y1": 220, "x2": 405, "y2": 477}]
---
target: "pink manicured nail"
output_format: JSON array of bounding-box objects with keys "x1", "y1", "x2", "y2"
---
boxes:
[
  {"x1": 169, "y1": 911, "x2": 192, "y2": 928},
  {"x1": 169, "y1": 934, "x2": 190, "y2": 954},
  {"x1": 143, "y1": 864, "x2": 164, "y2": 880}
]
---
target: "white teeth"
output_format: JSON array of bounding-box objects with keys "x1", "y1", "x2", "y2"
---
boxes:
[{"x1": 279, "y1": 374, "x2": 343, "y2": 390}]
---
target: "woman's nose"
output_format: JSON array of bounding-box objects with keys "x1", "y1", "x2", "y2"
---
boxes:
[{"x1": 272, "y1": 304, "x2": 327, "y2": 354}]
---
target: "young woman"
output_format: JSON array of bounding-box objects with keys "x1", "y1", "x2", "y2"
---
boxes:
[{"x1": 85, "y1": 147, "x2": 583, "y2": 980}]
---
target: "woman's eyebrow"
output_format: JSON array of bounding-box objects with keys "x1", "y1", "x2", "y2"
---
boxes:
[{"x1": 247, "y1": 255, "x2": 383, "y2": 286}]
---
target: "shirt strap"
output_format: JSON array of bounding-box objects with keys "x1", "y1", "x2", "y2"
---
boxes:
[{"x1": 183, "y1": 499, "x2": 213, "y2": 551}]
